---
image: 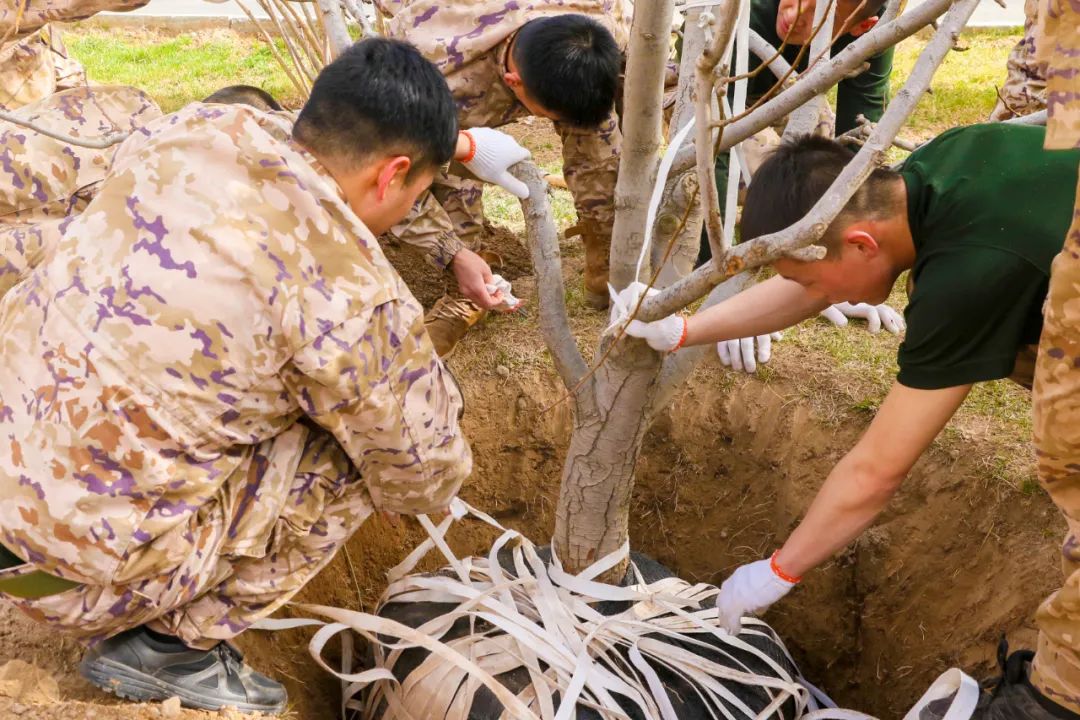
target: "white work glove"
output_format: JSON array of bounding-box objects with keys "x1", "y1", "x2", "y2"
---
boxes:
[
  {"x1": 717, "y1": 332, "x2": 783, "y2": 374},
  {"x1": 461, "y1": 127, "x2": 531, "y2": 199},
  {"x1": 484, "y1": 274, "x2": 522, "y2": 312},
  {"x1": 609, "y1": 282, "x2": 686, "y2": 352},
  {"x1": 715, "y1": 558, "x2": 796, "y2": 635},
  {"x1": 819, "y1": 302, "x2": 905, "y2": 335}
]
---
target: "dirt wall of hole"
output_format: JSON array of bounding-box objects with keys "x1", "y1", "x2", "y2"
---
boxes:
[{"x1": 237, "y1": 365, "x2": 1060, "y2": 719}]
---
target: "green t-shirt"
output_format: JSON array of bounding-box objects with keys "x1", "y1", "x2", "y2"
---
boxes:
[
  {"x1": 896, "y1": 124, "x2": 1080, "y2": 390},
  {"x1": 746, "y1": 0, "x2": 893, "y2": 133}
]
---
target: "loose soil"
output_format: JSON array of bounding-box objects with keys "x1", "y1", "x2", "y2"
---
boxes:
[{"x1": 0, "y1": 126, "x2": 1058, "y2": 720}]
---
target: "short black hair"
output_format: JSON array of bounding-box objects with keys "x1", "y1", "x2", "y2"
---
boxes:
[
  {"x1": 741, "y1": 135, "x2": 902, "y2": 254},
  {"x1": 202, "y1": 85, "x2": 283, "y2": 112},
  {"x1": 512, "y1": 15, "x2": 621, "y2": 127},
  {"x1": 293, "y1": 38, "x2": 457, "y2": 179}
]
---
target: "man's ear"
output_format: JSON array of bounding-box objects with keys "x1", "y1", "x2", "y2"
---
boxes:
[
  {"x1": 842, "y1": 228, "x2": 881, "y2": 257},
  {"x1": 503, "y1": 70, "x2": 523, "y2": 88},
  {"x1": 848, "y1": 15, "x2": 877, "y2": 37},
  {"x1": 375, "y1": 156, "x2": 412, "y2": 201}
]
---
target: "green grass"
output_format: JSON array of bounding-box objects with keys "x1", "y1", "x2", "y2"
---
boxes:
[{"x1": 66, "y1": 27, "x2": 299, "y2": 112}]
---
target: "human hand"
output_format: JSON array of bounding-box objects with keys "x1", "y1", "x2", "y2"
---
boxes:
[
  {"x1": 450, "y1": 247, "x2": 503, "y2": 310},
  {"x1": 609, "y1": 282, "x2": 686, "y2": 352},
  {"x1": 715, "y1": 557, "x2": 796, "y2": 635},
  {"x1": 716, "y1": 332, "x2": 784, "y2": 374},
  {"x1": 819, "y1": 302, "x2": 905, "y2": 335},
  {"x1": 461, "y1": 128, "x2": 531, "y2": 199}
]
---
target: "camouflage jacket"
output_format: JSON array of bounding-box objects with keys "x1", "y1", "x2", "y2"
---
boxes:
[
  {"x1": 379, "y1": 0, "x2": 631, "y2": 253},
  {"x1": 0, "y1": 103, "x2": 470, "y2": 585},
  {"x1": 1038, "y1": 0, "x2": 1080, "y2": 149}
]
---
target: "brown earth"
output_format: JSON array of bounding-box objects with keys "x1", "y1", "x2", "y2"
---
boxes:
[{"x1": 0, "y1": 123, "x2": 1058, "y2": 720}]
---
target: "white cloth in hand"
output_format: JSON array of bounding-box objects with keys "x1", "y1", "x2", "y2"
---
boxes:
[
  {"x1": 717, "y1": 332, "x2": 783, "y2": 374},
  {"x1": 462, "y1": 127, "x2": 531, "y2": 199},
  {"x1": 715, "y1": 559, "x2": 795, "y2": 635},
  {"x1": 819, "y1": 302, "x2": 905, "y2": 335},
  {"x1": 484, "y1": 274, "x2": 522, "y2": 312}
]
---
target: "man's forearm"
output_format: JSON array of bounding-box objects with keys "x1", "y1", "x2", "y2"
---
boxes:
[
  {"x1": 775, "y1": 453, "x2": 900, "y2": 578},
  {"x1": 683, "y1": 275, "x2": 829, "y2": 346}
]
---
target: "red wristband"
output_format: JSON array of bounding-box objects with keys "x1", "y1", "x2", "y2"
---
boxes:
[
  {"x1": 461, "y1": 130, "x2": 477, "y2": 164},
  {"x1": 671, "y1": 316, "x2": 688, "y2": 352},
  {"x1": 770, "y1": 551, "x2": 801, "y2": 584}
]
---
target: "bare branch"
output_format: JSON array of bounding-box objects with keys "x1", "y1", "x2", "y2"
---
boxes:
[
  {"x1": 1005, "y1": 109, "x2": 1047, "y2": 126},
  {"x1": 316, "y1": 0, "x2": 352, "y2": 58},
  {"x1": 509, "y1": 162, "x2": 589, "y2": 392},
  {"x1": 880, "y1": 0, "x2": 904, "y2": 23},
  {"x1": 0, "y1": 109, "x2": 129, "y2": 149},
  {"x1": 694, "y1": 0, "x2": 740, "y2": 260},
  {"x1": 837, "y1": 113, "x2": 918, "y2": 151},
  {"x1": 636, "y1": 0, "x2": 980, "y2": 322},
  {"x1": 782, "y1": 0, "x2": 836, "y2": 138},
  {"x1": 720, "y1": 0, "x2": 954, "y2": 154},
  {"x1": 342, "y1": 0, "x2": 375, "y2": 36},
  {"x1": 609, "y1": 0, "x2": 677, "y2": 288},
  {"x1": 235, "y1": 0, "x2": 311, "y2": 95},
  {"x1": 748, "y1": 29, "x2": 794, "y2": 82}
]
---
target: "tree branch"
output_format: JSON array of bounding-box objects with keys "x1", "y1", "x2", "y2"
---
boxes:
[
  {"x1": 509, "y1": 162, "x2": 589, "y2": 392},
  {"x1": 0, "y1": 109, "x2": 129, "y2": 149},
  {"x1": 609, "y1": 0, "x2": 677, "y2": 288},
  {"x1": 342, "y1": 0, "x2": 375, "y2": 37},
  {"x1": 782, "y1": 0, "x2": 836, "y2": 138},
  {"x1": 694, "y1": 0, "x2": 740, "y2": 261},
  {"x1": 1005, "y1": 109, "x2": 1047, "y2": 126},
  {"x1": 315, "y1": 0, "x2": 352, "y2": 58},
  {"x1": 748, "y1": 29, "x2": 795, "y2": 82},
  {"x1": 635, "y1": 0, "x2": 980, "y2": 322}
]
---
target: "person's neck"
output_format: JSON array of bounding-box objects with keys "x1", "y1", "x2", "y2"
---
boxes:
[{"x1": 878, "y1": 176, "x2": 915, "y2": 280}]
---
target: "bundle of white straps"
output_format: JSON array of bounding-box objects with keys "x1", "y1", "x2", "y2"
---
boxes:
[{"x1": 254, "y1": 498, "x2": 980, "y2": 720}]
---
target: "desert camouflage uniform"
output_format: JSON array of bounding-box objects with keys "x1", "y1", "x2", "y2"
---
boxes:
[
  {"x1": 1027, "y1": 2, "x2": 1080, "y2": 713},
  {"x1": 0, "y1": 0, "x2": 149, "y2": 112},
  {"x1": 989, "y1": 0, "x2": 1047, "y2": 122},
  {"x1": 0, "y1": 86, "x2": 162, "y2": 297},
  {"x1": 0, "y1": 103, "x2": 471, "y2": 649},
  {"x1": 377, "y1": 0, "x2": 631, "y2": 267}
]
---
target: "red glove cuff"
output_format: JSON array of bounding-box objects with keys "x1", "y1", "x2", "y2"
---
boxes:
[
  {"x1": 770, "y1": 551, "x2": 801, "y2": 584},
  {"x1": 671, "y1": 316, "x2": 689, "y2": 352},
  {"x1": 460, "y1": 130, "x2": 477, "y2": 164}
]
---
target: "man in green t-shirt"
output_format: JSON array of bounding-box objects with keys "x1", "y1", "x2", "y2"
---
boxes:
[{"x1": 624, "y1": 123, "x2": 1080, "y2": 717}]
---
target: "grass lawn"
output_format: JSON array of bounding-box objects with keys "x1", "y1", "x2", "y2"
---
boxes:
[{"x1": 64, "y1": 23, "x2": 1034, "y2": 488}]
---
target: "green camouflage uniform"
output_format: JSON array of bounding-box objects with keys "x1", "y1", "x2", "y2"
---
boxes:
[
  {"x1": 0, "y1": 102, "x2": 471, "y2": 649},
  {"x1": 989, "y1": 0, "x2": 1047, "y2": 122},
  {"x1": 376, "y1": 0, "x2": 631, "y2": 265},
  {"x1": 0, "y1": 0, "x2": 149, "y2": 112},
  {"x1": 1029, "y1": 2, "x2": 1080, "y2": 712}
]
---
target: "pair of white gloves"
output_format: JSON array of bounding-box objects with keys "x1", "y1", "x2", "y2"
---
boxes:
[{"x1": 717, "y1": 302, "x2": 905, "y2": 373}]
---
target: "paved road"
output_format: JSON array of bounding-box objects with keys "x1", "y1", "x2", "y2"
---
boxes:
[{"x1": 107, "y1": 0, "x2": 1025, "y2": 26}]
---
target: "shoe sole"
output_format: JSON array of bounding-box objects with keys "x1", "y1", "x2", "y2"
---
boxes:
[
  {"x1": 80, "y1": 656, "x2": 286, "y2": 715},
  {"x1": 585, "y1": 290, "x2": 609, "y2": 310}
]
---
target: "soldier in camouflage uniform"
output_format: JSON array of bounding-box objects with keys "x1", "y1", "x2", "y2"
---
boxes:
[
  {"x1": 989, "y1": 0, "x2": 1047, "y2": 122},
  {"x1": 0, "y1": 0, "x2": 150, "y2": 112},
  {"x1": 0, "y1": 39, "x2": 476, "y2": 715},
  {"x1": 378, "y1": 0, "x2": 629, "y2": 356}
]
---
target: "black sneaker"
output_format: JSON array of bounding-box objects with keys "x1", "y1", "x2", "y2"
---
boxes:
[
  {"x1": 79, "y1": 626, "x2": 287, "y2": 714},
  {"x1": 920, "y1": 639, "x2": 1080, "y2": 720}
]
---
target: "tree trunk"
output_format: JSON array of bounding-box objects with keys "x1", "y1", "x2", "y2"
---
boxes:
[{"x1": 552, "y1": 343, "x2": 661, "y2": 578}]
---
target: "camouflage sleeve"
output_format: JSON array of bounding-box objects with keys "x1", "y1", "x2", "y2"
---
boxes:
[
  {"x1": 555, "y1": 111, "x2": 621, "y2": 239},
  {"x1": 386, "y1": 186, "x2": 466, "y2": 271},
  {"x1": 1, "y1": 0, "x2": 149, "y2": 42},
  {"x1": 283, "y1": 295, "x2": 472, "y2": 515},
  {"x1": 0, "y1": 218, "x2": 63, "y2": 298}
]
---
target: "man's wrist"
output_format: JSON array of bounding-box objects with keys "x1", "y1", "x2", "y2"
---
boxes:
[{"x1": 454, "y1": 131, "x2": 476, "y2": 163}]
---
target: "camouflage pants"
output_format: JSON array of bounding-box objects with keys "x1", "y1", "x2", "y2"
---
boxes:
[
  {"x1": 0, "y1": 423, "x2": 373, "y2": 650},
  {"x1": 432, "y1": 166, "x2": 487, "y2": 248},
  {"x1": 0, "y1": 26, "x2": 86, "y2": 112},
  {"x1": 989, "y1": 0, "x2": 1046, "y2": 122},
  {"x1": 1029, "y1": 177, "x2": 1080, "y2": 713}
]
